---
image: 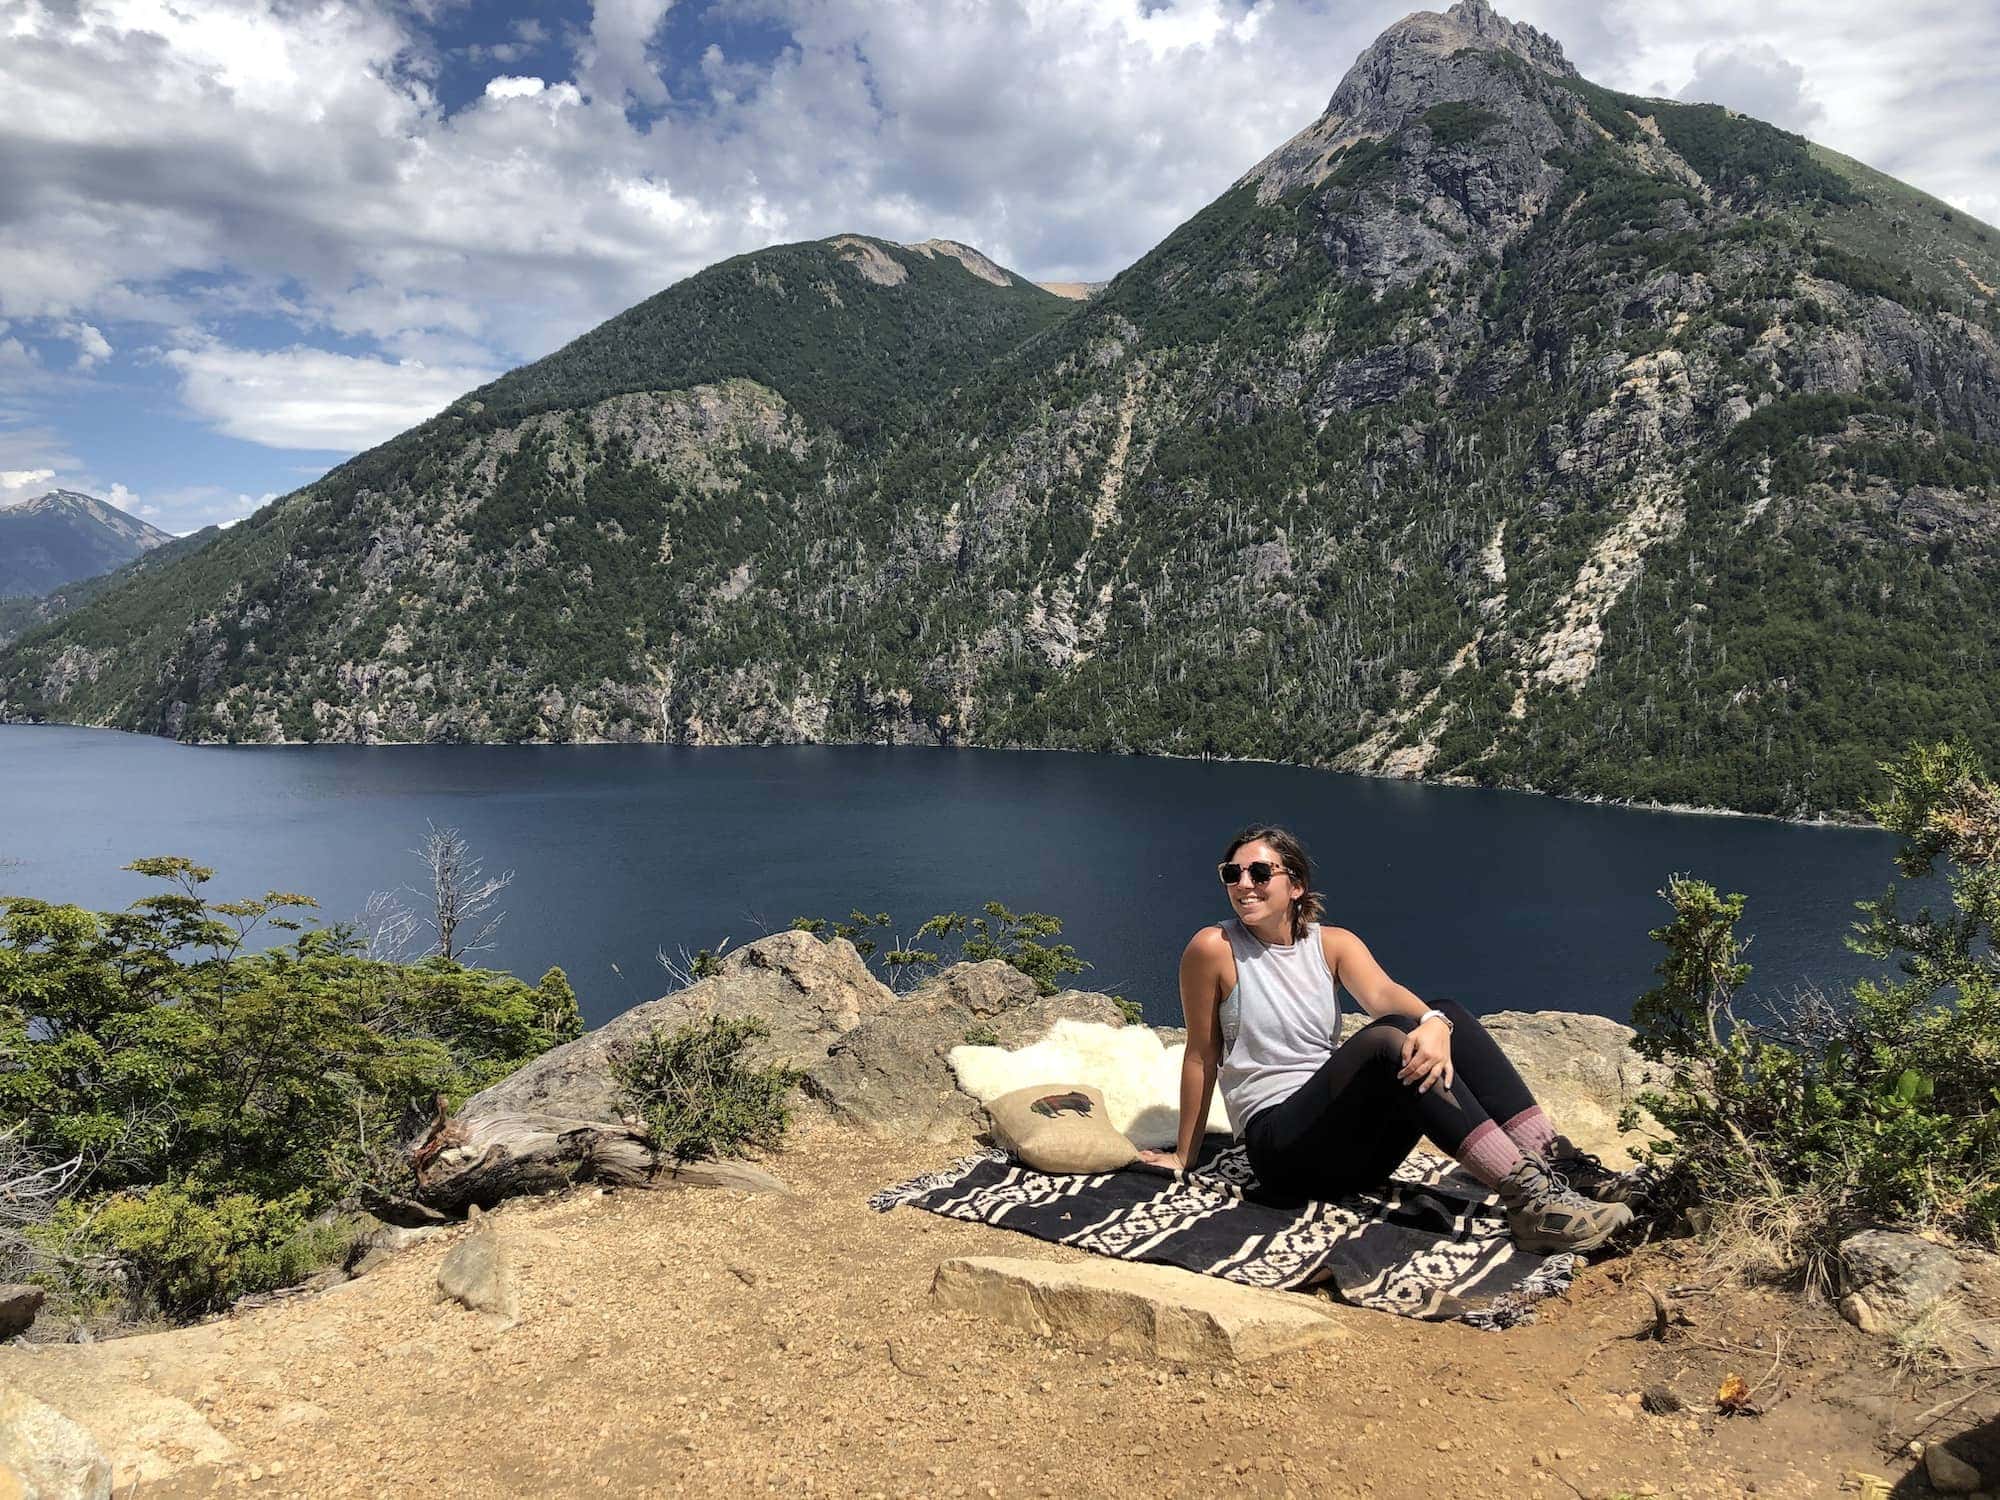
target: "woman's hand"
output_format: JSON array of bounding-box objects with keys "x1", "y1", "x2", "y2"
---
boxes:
[
  {"x1": 1396, "y1": 1018, "x2": 1454, "y2": 1094},
  {"x1": 1136, "y1": 1148, "x2": 1184, "y2": 1171}
]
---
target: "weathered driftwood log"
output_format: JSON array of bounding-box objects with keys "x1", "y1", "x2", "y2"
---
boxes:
[{"x1": 410, "y1": 1107, "x2": 789, "y2": 1213}]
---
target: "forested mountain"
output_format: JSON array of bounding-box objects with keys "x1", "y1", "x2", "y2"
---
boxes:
[
  {"x1": 0, "y1": 524, "x2": 222, "y2": 648},
  {"x1": 5, "y1": 0, "x2": 1999, "y2": 818},
  {"x1": 0, "y1": 490, "x2": 173, "y2": 599}
]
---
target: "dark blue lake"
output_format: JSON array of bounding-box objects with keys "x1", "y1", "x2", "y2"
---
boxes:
[{"x1": 1, "y1": 726, "x2": 1915, "y2": 1028}]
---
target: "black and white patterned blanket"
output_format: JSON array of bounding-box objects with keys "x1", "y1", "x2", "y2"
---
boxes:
[{"x1": 871, "y1": 1142, "x2": 1574, "y2": 1329}]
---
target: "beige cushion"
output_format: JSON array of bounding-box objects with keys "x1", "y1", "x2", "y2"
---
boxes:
[{"x1": 987, "y1": 1083, "x2": 1139, "y2": 1175}]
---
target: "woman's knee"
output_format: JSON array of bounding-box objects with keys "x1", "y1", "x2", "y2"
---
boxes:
[
  {"x1": 1354, "y1": 1016, "x2": 1415, "y2": 1068},
  {"x1": 1434, "y1": 997, "x2": 1476, "y2": 1028}
]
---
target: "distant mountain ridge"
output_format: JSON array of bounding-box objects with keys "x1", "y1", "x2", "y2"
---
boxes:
[
  {"x1": 4, "y1": 0, "x2": 1999, "y2": 818},
  {"x1": 0, "y1": 490, "x2": 173, "y2": 599}
]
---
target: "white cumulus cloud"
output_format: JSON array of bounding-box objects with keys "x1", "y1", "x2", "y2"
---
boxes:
[
  {"x1": 484, "y1": 74, "x2": 548, "y2": 100},
  {"x1": 164, "y1": 345, "x2": 499, "y2": 451},
  {"x1": 63, "y1": 320, "x2": 112, "y2": 371},
  {"x1": 0, "y1": 0, "x2": 1992, "y2": 488},
  {"x1": 0, "y1": 467, "x2": 56, "y2": 501}
]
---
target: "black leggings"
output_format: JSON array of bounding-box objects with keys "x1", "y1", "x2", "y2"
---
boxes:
[{"x1": 1240, "y1": 999, "x2": 1536, "y2": 1198}]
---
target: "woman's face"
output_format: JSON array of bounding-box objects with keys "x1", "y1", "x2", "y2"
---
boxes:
[{"x1": 1223, "y1": 839, "x2": 1296, "y2": 927}]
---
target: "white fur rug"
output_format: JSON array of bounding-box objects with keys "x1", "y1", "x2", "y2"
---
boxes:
[{"x1": 948, "y1": 1019, "x2": 1232, "y2": 1150}]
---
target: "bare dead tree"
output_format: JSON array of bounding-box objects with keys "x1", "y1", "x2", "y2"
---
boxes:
[
  {"x1": 356, "y1": 886, "x2": 421, "y2": 963},
  {"x1": 0, "y1": 1122, "x2": 80, "y2": 1281},
  {"x1": 407, "y1": 823, "x2": 514, "y2": 964}
]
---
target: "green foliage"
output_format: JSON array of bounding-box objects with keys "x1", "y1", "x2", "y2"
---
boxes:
[
  {"x1": 788, "y1": 902, "x2": 1095, "y2": 997},
  {"x1": 0, "y1": 860, "x2": 579, "y2": 1318},
  {"x1": 1552, "y1": 76, "x2": 1639, "y2": 142},
  {"x1": 920, "y1": 902, "x2": 1090, "y2": 996},
  {"x1": 612, "y1": 1016, "x2": 801, "y2": 1164},
  {"x1": 45, "y1": 1184, "x2": 355, "y2": 1319},
  {"x1": 963, "y1": 1024, "x2": 1001, "y2": 1047},
  {"x1": 790, "y1": 910, "x2": 891, "y2": 959},
  {"x1": 1631, "y1": 744, "x2": 2000, "y2": 1258},
  {"x1": 1421, "y1": 102, "x2": 1502, "y2": 147},
  {"x1": 470, "y1": 237, "x2": 1070, "y2": 446}
]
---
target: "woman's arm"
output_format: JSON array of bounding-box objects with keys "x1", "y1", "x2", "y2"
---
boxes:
[
  {"x1": 1322, "y1": 926, "x2": 1455, "y2": 1093},
  {"x1": 1137, "y1": 927, "x2": 1230, "y2": 1170}
]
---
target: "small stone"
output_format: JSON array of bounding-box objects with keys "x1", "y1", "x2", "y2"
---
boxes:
[
  {"x1": 435, "y1": 1226, "x2": 519, "y2": 1326},
  {"x1": 1927, "y1": 1444, "x2": 1983, "y2": 1495},
  {"x1": 0, "y1": 1283, "x2": 46, "y2": 1341}
]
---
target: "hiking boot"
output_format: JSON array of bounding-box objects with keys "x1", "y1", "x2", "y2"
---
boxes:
[
  {"x1": 1547, "y1": 1136, "x2": 1653, "y2": 1206},
  {"x1": 1496, "y1": 1156, "x2": 1635, "y2": 1254}
]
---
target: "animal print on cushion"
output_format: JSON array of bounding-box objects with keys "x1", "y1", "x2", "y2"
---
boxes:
[{"x1": 985, "y1": 1083, "x2": 1138, "y2": 1174}]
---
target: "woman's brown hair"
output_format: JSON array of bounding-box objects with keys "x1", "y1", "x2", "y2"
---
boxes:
[{"x1": 1221, "y1": 824, "x2": 1324, "y2": 942}]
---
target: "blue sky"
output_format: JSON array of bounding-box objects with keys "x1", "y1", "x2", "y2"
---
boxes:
[{"x1": 2, "y1": 0, "x2": 1996, "y2": 535}]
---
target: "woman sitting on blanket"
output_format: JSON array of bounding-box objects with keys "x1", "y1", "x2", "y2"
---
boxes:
[{"x1": 1136, "y1": 824, "x2": 1633, "y2": 1254}]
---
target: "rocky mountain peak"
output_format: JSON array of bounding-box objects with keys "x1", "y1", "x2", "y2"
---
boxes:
[
  {"x1": 1328, "y1": 0, "x2": 1572, "y2": 121},
  {"x1": 0, "y1": 487, "x2": 174, "y2": 600},
  {"x1": 904, "y1": 238, "x2": 1015, "y2": 288},
  {"x1": 1245, "y1": 0, "x2": 1572, "y2": 203},
  {"x1": 7, "y1": 488, "x2": 96, "y2": 512}
]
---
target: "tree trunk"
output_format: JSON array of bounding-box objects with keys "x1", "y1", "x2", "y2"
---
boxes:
[{"x1": 409, "y1": 1107, "x2": 789, "y2": 1214}]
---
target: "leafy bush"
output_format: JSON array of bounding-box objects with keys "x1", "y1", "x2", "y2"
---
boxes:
[
  {"x1": 613, "y1": 1016, "x2": 801, "y2": 1164},
  {"x1": 45, "y1": 1183, "x2": 358, "y2": 1319},
  {"x1": 916, "y1": 902, "x2": 1090, "y2": 996},
  {"x1": 786, "y1": 900, "x2": 1093, "y2": 997},
  {"x1": 0, "y1": 858, "x2": 582, "y2": 1319},
  {"x1": 1631, "y1": 742, "x2": 2000, "y2": 1268},
  {"x1": 1421, "y1": 102, "x2": 1501, "y2": 147}
]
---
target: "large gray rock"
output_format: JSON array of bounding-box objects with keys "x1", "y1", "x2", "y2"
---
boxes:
[
  {"x1": 804, "y1": 981, "x2": 1126, "y2": 1141},
  {"x1": 0, "y1": 1385, "x2": 112, "y2": 1500},
  {"x1": 459, "y1": 930, "x2": 896, "y2": 1124},
  {"x1": 1478, "y1": 1011, "x2": 1663, "y2": 1165},
  {"x1": 932, "y1": 1256, "x2": 1347, "y2": 1363},
  {"x1": 1838, "y1": 1230, "x2": 2000, "y2": 1359},
  {"x1": 908, "y1": 960, "x2": 1041, "y2": 1017}
]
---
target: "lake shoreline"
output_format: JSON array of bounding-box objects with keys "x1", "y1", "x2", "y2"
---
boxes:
[
  {"x1": 2, "y1": 717, "x2": 1881, "y2": 831},
  {"x1": 3, "y1": 725, "x2": 1909, "y2": 1029}
]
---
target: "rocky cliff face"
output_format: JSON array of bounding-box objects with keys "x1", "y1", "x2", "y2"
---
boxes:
[{"x1": 5, "y1": 1, "x2": 1999, "y2": 815}]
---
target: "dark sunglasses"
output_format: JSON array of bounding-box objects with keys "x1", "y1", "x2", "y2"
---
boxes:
[{"x1": 1217, "y1": 860, "x2": 1285, "y2": 886}]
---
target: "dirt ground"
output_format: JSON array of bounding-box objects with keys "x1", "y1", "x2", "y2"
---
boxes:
[{"x1": 11, "y1": 1122, "x2": 1993, "y2": 1499}]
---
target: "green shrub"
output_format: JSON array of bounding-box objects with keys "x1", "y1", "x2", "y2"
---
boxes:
[
  {"x1": 43, "y1": 1183, "x2": 357, "y2": 1318},
  {"x1": 0, "y1": 858, "x2": 584, "y2": 1321},
  {"x1": 916, "y1": 902, "x2": 1089, "y2": 996},
  {"x1": 1631, "y1": 742, "x2": 2000, "y2": 1267},
  {"x1": 790, "y1": 901, "x2": 1094, "y2": 998},
  {"x1": 613, "y1": 1016, "x2": 801, "y2": 1164}
]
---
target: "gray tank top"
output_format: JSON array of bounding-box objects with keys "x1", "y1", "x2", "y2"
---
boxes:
[{"x1": 1216, "y1": 918, "x2": 1341, "y2": 1129}]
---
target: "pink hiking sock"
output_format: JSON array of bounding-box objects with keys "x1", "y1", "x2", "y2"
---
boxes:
[
  {"x1": 1456, "y1": 1121, "x2": 1524, "y2": 1189},
  {"x1": 1502, "y1": 1105, "x2": 1557, "y2": 1160}
]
